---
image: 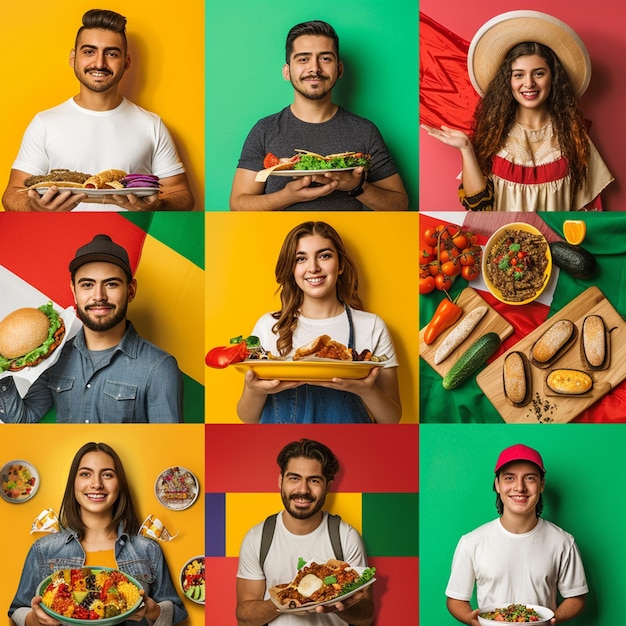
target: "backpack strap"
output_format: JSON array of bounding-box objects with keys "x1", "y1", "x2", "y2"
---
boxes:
[
  {"x1": 327, "y1": 513, "x2": 344, "y2": 561},
  {"x1": 259, "y1": 513, "x2": 278, "y2": 573}
]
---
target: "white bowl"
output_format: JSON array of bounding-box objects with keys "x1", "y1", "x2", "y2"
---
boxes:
[{"x1": 477, "y1": 603, "x2": 554, "y2": 626}]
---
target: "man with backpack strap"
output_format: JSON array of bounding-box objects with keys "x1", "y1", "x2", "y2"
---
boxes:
[{"x1": 236, "y1": 439, "x2": 374, "y2": 625}]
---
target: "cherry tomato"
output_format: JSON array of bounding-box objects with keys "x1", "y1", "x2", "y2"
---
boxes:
[
  {"x1": 459, "y1": 249, "x2": 476, "y2": 266},
  {"x1": 419, "y1": 275, "x2": 436, "y2": 294},
  {"x1": 428, "y1": 263, "x2": 440, "y2": 277},
  {"x1": 422, "y1": 227, "x2": 438, "y2": 248},
  {"x1": 451, "y1": 230, "x2": 469, "y2": 251},
  {"x1": 420, "y1": 245, "x2": 436, "y2": 263},
  {"x1": 461, "y1": 265, "x2": 480, "y2": 281},
  {"x1": 419, "y1": 264, "x2": 432, "y2": 279},
  {"x1": 434, "y1": 273, "x2": 453, "y2": 291},
  {"x1": 263, "y1": 152, "x2": 280, "y2": 169},
  {"x1": 435, "y1": 224, "x2": 451, "y2": 241},
  {"x1": 441, "y1": 259, "x2": 461, "y2": 277},
  {"x1": 439, "y1": 247, "x2": 460, "y2": 263}
]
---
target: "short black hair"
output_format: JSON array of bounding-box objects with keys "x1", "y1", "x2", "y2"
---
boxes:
[
  {"x1": 277, "y1": 439, "x2": 340, "y2": 483},
  {"x1": 285, "y1": 20, "x2": 339, "y2": 63},
  {"x1": 76, "y1": 9, "x2": 127, "y2": 52}
]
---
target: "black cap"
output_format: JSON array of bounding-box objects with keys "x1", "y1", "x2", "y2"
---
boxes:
[{"x1": 69, "y1": 234, "x2": 133, "y2": 279}]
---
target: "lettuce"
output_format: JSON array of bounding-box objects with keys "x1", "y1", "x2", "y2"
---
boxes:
[{"x1": 338, "y1": 567, "x2": 376, "y2": 596}]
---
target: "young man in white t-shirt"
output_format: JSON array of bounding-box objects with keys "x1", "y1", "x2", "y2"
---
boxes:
[
  {"x1": 236, "y1": 439, "x2": 374, "y2": 626},
  {"x1": 2, "y1": 9, "x2": 193, "y2": 212},
  {"x1": 446, "y1": 444, "x2": 587, "y2": 626}
]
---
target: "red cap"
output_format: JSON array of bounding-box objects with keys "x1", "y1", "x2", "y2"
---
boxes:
[{"x1": 495, "y1": 444, "x2": 545, "y2": 474}]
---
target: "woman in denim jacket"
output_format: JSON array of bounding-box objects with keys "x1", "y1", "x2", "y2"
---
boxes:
[{"x1": 9, "y1": 442, "x2": 187, "y2": 626}]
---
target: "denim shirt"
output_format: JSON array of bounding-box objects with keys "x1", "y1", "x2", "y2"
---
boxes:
[
  {"x1": 0, "y1": 322, "x2": 183, "y2": 423},
  {"x1": 8, "y1": 525, "x2": 188, "y2": 625}
]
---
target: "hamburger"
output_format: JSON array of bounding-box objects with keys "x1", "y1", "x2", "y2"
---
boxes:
[{"x1": 0, "y1": 303, "x2": 65, "y2": 372}]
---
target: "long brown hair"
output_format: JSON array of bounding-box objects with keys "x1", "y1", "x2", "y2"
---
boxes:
[
  {"x1": 272, "y1": 222, "x2": 363, "y2": 356},
  {"x1": 59, "y1": 442, "x2": 140, "y2": 538},
  {"x1": 472, "y1": 42, "x2": 589, "y2": 193}
]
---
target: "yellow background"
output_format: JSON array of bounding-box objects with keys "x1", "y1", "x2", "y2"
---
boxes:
[
  {"x1": 204, "y1": 212, "x2": 419, "y2": 423},
  {"x1": 0, "y1": 424, "x2": 205, "y2": 626},
  {"x1": 0, "y1": 1, "x2": 204, "y2": 211}
]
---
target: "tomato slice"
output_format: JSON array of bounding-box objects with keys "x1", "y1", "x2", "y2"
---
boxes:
[{"x1": 263, "y1": 153, "x2": 280, "y2": 169}]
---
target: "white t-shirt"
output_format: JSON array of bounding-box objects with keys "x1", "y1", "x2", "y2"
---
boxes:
[
  {"x1": 13, "y1": 98, "x2": 185, "y2": 211},
  {"x1": 446, "y1": 518, "x2": 588, "y2": 611},
  {"x1": 237, "y1": 511, "x2": 368, "y2": 626},
  {"x1": 251, "y1": 308, "x2": 398, "y2": 367}
]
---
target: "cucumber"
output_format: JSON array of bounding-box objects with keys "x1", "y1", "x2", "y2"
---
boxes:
[
  {"x1": 549, "y1": 241, "x2": 597, "y2": 279},
  {"x1": 442, "y1": 332, "x2": 501, "y2": 390}
]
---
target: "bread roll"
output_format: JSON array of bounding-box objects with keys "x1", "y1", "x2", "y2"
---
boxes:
[
  {"x1": 582, "y1": 315, "x2": 606, "y2": 368},
  {"x1": 546, "y1": 369, "x2": 593, "y2": 395},
  {"x1": 531, "y1": 320, "x2": 575, "y2": 364},
  {"x1": 503, "y1": 351, "x2": 530, "y2": 405},
  {"x1": 0, "y1": 308, "x2": 49, "y2": 358}
]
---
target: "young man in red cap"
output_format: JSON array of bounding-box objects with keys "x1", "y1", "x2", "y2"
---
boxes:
[
  {"x1": 0, "y1": 234, "x2": 183, "y2": 423},
  {"x1": 445, "y1": 444, "x2": 587, "y2": 626}
]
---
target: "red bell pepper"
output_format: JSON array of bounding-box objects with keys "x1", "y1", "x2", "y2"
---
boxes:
[{"x1": 205, "y1": 341, "x2": 248, "y2": 369}]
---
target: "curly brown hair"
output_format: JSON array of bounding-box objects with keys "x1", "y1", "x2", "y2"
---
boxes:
[
  {"x1": 272, "y1": 221, "x2": 363, "y2": 356},
  {"x1": 472, "y1": 42, "x2": 589, "y2": 193}
]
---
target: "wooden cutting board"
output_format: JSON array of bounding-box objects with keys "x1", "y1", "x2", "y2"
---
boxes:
[
  {"x1": 420, "y1": 287, "x2": 513, "y2": 378},
  {"x1": 476, "y1": 286, "x2": 626, "y2": 423}
]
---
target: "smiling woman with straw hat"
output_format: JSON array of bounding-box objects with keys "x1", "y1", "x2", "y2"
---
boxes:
[{"x1": 421, "y1": 10, "x2": 614, "y2": 212}]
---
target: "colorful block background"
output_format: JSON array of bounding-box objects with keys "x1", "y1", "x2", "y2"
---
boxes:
[
  {"x1": 0, "y1": 213, "x2": 204, "y2": 422},
  {"x1": 205, "y1": 424, "x2": 418, "y2": 624},
  {"x1": 0, "y1": 0, "x2": 204, "y2": 211},
  {"x1": 204, "y1": 212, "x2": 419, "y2": 423}
]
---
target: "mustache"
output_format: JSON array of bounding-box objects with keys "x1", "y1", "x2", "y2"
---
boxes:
[
  {"x1": 85, "y1": 67, "x2": 112, "y2": 74},
  {"x1": 290, "y1": 494, "x2": 315, "y2": 502},
  {"x1": 86, "y1": 301, "x2": 113, "y2": 309}
]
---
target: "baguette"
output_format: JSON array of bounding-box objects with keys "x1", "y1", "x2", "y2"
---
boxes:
[{"x1": 433, "y1": 306, "x2": 487, "y2": 365}]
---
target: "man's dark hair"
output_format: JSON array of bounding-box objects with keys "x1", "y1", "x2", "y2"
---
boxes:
[
  {"x1": 76, "y1": 9, "x2": 128, "y2": 52},
  {"x1": 277, "y1": 439, "x2": 340, "y2": 483},
  {"x1": 493, "y1": 465, "x2": 545, "y2": 518},
  {"x1": 285, "y1": 20, "x2": 339, "y2": 63}
]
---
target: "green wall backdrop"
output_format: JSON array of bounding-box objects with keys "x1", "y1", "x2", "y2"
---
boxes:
[
  {"x1": 205, "y1": 0, "x2": 418, "y2": 211},
  {"x1": 420, "y1": 424, "x2": 625, "y2": 626}
]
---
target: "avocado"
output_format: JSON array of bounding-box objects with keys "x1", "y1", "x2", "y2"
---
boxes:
[
  {"x1": 73, "y1": 590, "x2": 89, "y2": 604},
  {"x1": 550, "y1": 241, "x2": 598, "y2": 279},
  {"x1": 199, "y1": 584, "x2": 205, "y2": 602}
]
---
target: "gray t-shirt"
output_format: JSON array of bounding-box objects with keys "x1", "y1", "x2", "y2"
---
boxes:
[{"x1": 237, "y1": 106, "x2": 399, "y2": 210}]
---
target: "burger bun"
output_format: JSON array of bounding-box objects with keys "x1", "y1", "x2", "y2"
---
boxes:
[{"x1": 0, "y1": 308, "x2": 50, "y2": 358}]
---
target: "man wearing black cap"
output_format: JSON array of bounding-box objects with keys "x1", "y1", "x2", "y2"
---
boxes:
[
  {"x1": 446, "y1": 444, "x2": 587, "y2": 626},
  {"x1": 0, "y1": 234, "x2": 183, "y2": 423}
]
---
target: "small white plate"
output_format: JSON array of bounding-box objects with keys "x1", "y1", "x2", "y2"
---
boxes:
[
  {"x1": 0, "y1": 459, "x2": 39, "y2": 503},
  {"x1": 154, "y1": 466, "x2": 199, "y2": 511}
]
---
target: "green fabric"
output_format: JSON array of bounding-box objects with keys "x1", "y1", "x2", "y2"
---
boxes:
[{"x1": 420, "y1": 214, "x2": 626, "y2": 423}]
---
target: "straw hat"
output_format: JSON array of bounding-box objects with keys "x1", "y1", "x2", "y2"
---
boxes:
[{"x1": 468, "y1": 10, "x2": 591, "y2": 99}]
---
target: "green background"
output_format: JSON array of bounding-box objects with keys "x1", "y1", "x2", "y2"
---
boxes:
[
  {"x1": 420, "y1": 424, "x2": 625, "y2": 626},
  {"x1": 205, "y1": 0, "x2": 418, "y2": 211}
]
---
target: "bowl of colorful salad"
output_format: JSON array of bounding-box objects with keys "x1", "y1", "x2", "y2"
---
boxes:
[{"x1": 477, "y1": 603, "x2": 554, "y2": 625}]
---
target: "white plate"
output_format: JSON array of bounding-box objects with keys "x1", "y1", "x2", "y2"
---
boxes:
[
  {"x1": 270, "y1": 167, "x2": 357, "y2": 177},
  {"x1": 154, "y1": 466, "x2": 199, "y2": 511},
  {"x1": 34, "y1": 187, "x2": 158, "y2": 198},
  {"x1": 0, "y1": 459, "x2": 40, "y2": 503}
]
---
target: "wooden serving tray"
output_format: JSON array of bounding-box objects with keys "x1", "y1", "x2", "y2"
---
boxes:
[
  {"x1": 476, "y1": 287, "x2": 626, "y2": 423},
  {"x1": 420, "y1": 287, "x2": 514, "y2": 378}
]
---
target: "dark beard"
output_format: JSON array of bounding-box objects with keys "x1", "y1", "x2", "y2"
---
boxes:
[
  {"x1": 281, "y1": 490, "x2": 326, "y2": 520},
  {"x1": 76, "y1": 301, "x2": 128, "y2": 332},
  {"x1": 290, "y1": 76, "x2": 334, "y2": 101}
]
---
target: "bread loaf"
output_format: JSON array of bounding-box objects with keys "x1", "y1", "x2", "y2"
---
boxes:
[
  {"x1": 581, "y1": 315, "x2": 607, "y2": 368},
  {"x1": 503, "y1": 351, "x2": 530, "y2": 405},
  {"x1": 531, "y1": 320, "x2": 575, "y2": 364},
  {"x1": 546, "y1": 369, "x2": 593, "y2": 395}
]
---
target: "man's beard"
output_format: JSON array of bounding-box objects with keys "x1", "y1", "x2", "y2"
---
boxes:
[
  {"x1": 76, "y1": 300, "x2": 128, "y2": 332},
  {"x1": 281, "y1": 489, "x2": 326, "y2": 520},
  {"x1": 74, "y1": 67, "x2": 124, "y2": 93},
  {"x1": 290, "y1": 74, "x2": 335, "y2": 101}
]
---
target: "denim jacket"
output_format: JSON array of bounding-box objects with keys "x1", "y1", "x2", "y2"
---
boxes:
[
  {"x1": 0, "y1": 322, "x2": 183, "y2": 423},
  {"x1": 8, "y1": 525, "x2": 188, "y2": 625}
]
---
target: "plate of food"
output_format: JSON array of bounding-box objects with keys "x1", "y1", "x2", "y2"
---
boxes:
[
  {"x1": 268, "y1": 559, "x2": 376, "y2": 612},
  {"x1": 477, "y1": 603, "x2": 554, "y2": 625},
  {"x1": 33, "y1": 187, "x2": 158, "y2": 198},
  {"x1": 482, "y1": 223, "x2": 552, "y2": 305},
  {"x1": 154, "y1": 466, "x2": 199, "y2": 511},
  {"x1": 0, "y1": 459, "x2": 39, "y2": 503},
  {"x1": 180, "y1": 556, "x2": 205, "y2": 604},
  {"x1": 256, "y1": 150, "x2": 371, "y2": 182},
  {"x1": 233, "y1": 359, "x2": 384, "y2": 381},
  {"x1": 37, "y1": 567, "x2": 143, "y2": 625}
]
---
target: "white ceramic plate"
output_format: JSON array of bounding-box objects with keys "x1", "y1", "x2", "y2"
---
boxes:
[
  {"x1": 154, "y1": 466, "x2": 199, "y2": 511},
  {"x1": 34, "y1": 187, "x2": 158, "y2": 197}
]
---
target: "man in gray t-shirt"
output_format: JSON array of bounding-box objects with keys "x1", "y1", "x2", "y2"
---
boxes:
[{"x1": 230, "y1": 20, "x2": 408, "y2": 212}]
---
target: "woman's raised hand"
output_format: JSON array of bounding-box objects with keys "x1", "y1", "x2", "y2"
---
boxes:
[{"x1": 421, "y1": 124, "x2": 472, "y2": 150}]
